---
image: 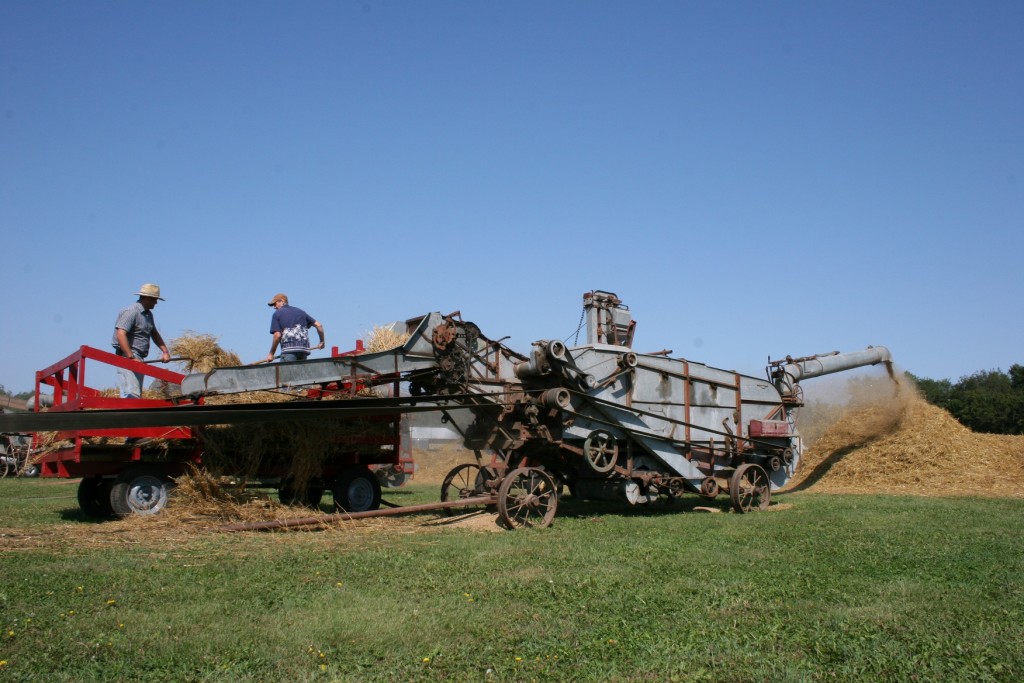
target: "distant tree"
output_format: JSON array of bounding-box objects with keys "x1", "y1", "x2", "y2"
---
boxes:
[
  {"x1": 1011, "y1": 364, "x2": 1024, "y2": 391},
  {"x1": 905, "y1": 373, "x2": 952, "y2": 408},
  {"x1": 910, "y1": 368, "x2": 1024, "y2": 435}
]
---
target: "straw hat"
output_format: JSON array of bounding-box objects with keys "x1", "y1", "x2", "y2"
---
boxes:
[
  {"x1": 136, "y1": 283, "x2": 165, "y2": 301},
  {"x1": 267, "y1": 293, "x2": 288, "y2": 307}
]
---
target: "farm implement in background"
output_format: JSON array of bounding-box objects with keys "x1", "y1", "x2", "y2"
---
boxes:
[{"x1": 0, "y1": 291, "x2": 892, "y2": 529}]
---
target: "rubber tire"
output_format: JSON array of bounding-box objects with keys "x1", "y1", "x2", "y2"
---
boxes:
[
  {"x1": 374, "y1": 465, "x2": 412, "y2": 488},
  {"x1": 278, "y1": 480, "x2": 325, "y2": 508},
  {"x1": 333, "y1": 468, "x2": 382, "y2": 513},
  {"x1": 110, "y1": 466, "x2": 174, "y2": 516},
  {"x1": 77, "y1": 477, "x2": 115, "y2": 518}
]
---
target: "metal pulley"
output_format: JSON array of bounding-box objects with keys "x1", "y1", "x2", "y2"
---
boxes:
[
  {"x1": 432, "y1": 322, "x2": 456, "y2": 352},
  {"x1": 541, "y1": 388, "x2": 571, "y2": 409},
  {"x1": 582, "y1": 430, "x2": 618, "y2": 473},
  {"x1": 700, "y1": 477, "x2": 720, "y2": 498}
]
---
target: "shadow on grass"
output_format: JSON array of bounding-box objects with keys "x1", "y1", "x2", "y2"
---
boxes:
[
  {"x1": 784, "y1": 445, "x2": 859, "y2": 493},
  {"x1": 554, "y1": 494, "x2": 737, "y2": 521},
  {"x1": 57, "y1": 507, "x2": 114, "y2": 524}
]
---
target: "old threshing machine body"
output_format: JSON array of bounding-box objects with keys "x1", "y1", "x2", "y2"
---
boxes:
[
  {"x1": 2, "y1": 290, "x2": 891, "y2": 527},
  {"x1": 175, "y1": 290, "x2": 892, "y2": 525}
]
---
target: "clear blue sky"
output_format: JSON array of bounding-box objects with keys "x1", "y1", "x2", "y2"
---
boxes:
[{"x1": 2, "y1": 1, "x2": 1021, "y2": 395}]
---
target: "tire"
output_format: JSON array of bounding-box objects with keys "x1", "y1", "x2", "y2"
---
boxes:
[
  {"x1": 333, "y1": 468, "x2": 382, "y2": 513},
  {"x1": 77, "y1": 477, "x2": 115, "y2": 518},
  {"x1": 278, "y1": 479, "x2": 325, "y2": 508},
  {"x1": 110, "y1": 466, "x2": 174, "y2": 516},
  {"x1": 374, "y1": 465, "x2": 412, "y2": 488}
]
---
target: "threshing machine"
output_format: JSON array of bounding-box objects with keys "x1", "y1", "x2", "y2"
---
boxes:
[{"x1": 1, "y1": 290, "x2": 891, "y2": 529}]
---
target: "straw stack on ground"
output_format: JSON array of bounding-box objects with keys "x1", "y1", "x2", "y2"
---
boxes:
[{"x1": 786, "y1": 378, "x2": 1024, "y2": 498}]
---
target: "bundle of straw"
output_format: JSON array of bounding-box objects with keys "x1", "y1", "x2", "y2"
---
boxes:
[
  {"x1": 170, "y1": 332, "x2": 242, "y2": 373},
  {"x1": 366, "y1": 325, "x2": 410, "y2": 353}
]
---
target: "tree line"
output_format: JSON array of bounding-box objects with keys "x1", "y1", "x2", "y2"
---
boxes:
[{"x1": 909, "y1": 365, "x2": 1024, "y2": 435}]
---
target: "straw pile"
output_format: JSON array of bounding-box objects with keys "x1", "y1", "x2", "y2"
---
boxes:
[
  {"x1": 170, "y1": 332, "x2": 242, "y2": 373},
  {"x1": 786, "y1": 376, "x2": 1024, "y2": 498}
]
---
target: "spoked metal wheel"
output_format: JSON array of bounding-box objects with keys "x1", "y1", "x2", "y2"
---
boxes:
[
  {"x1": 496, "y1": 467, "x2": 558, "y2": 529},
  {"x1": 582, "y1": 430, "x2": 618, "y2": 474},
  {"x1": 440, "y1": 463, "x2": 496, "y2": 516},
  {"x1": 730, "y1": 463, "x2": 771, "y2": 513}
]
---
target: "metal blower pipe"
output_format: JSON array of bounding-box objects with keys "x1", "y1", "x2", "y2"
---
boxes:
[{"x1": 776, "y1": 346, "x2": 892, "y2": 397}]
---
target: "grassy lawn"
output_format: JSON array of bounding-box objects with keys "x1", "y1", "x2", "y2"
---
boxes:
[{"x1": 1, "y1": 477, "x2": 1021, "y2": 682}]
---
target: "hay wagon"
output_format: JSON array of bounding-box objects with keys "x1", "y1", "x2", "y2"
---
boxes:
[{"x1": 16, "y1": 344, "x2": 413, "y2": 517}]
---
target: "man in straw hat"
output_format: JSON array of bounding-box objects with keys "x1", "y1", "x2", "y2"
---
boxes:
[
  {"x1": 265, "y1": 293, "x2": 325, "y2": 362},
  {"x1": 111, "y1": 283, "x2": 171, "y2": 398}
]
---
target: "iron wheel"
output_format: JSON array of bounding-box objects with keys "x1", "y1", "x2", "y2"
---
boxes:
[
  {"x1": 730, "y1": 463, "x2": 771, "y2": 513},
  {"x1": 496, "y1": 467, "x2": 558, "y2": 529},
  {"x1": 440, "y1": 463, "x2": 496, "y2": 516}
]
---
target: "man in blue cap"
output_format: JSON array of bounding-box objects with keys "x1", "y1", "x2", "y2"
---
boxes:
[{"x1": 265, "y1": 293, "x2": 325, "y2": 362}]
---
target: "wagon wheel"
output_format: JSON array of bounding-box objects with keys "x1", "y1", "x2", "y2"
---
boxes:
[
  {"x1": 110, "y1": 465, "x2": 175, "y2": 516},
  {"x1": 77, "y1": 476, "x2": 115, "y2": 518},
  {"x1": 496, "y1": 467, "x2": 558, "y2": 529},
  {"x1": 333, "y1": 468, "x2": 382, "y2": 513},
  {"x1": 374, "y1": 465, "x2": 412, "y2": 489},
  {"x1": 730, "y1": 463, "x2": 771, "y2": 513},
  {"x1": 440, "y1": 463, "x2": 496, "y2": 516},
  {"x1": 582, "y1": 430, "x2": 618, "y2": 474},
  {"x1": 279, "y1": 478, "x2": 325, "y2": 508}
]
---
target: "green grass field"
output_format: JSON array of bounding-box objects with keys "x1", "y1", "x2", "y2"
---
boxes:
[{"x1": 1, "y1": 477, "x2": 1022, "y2": 682}]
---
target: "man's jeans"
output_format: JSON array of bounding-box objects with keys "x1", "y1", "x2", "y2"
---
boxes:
[{"x1": 118, "y1": 356, "x2": 144, "y2": 399}]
